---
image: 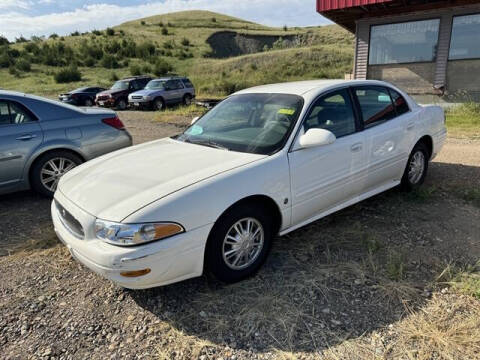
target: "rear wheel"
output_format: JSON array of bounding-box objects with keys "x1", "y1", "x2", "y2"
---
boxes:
[
  {"x1": 401, "y1": 142, "x2": 429, "y2": 191},
  {"x1": 31, "y1": 151, "x2": 83, "y2": 197},
  {"x1": 183, "y1": 94, "x2": 192, "y2": 106},
  {"x1": 205, "y1": 203, "x2": 273, "y2": 283},
  {"x1": 116, "y1": 98, "x2": 127, "y2": 110}
]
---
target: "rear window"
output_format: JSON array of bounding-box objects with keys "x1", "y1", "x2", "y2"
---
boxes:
[{"x1": 389, "y1": 89, "x2": 410, "y2": 116}]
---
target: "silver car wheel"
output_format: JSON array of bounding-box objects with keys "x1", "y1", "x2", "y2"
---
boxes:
[
  {"x1": 222, "y1": 217, "x2": 264, "y2": 270},
  {"x1": 408, "y1": 151, "x2": 425, "y2": 184},
  {"x1": 184, "y1": 95, "x2": 192, "y2": 105},
  {"x1": 40, "y1": 157, "x2": 76, "y2": 192},
  {"x1": 155, "y1": 99, "x2": 164, "y2": 110}
]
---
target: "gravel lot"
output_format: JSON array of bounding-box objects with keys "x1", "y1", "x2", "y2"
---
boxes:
[{"x1": 1, "y1": 112, "x2": 479, "y2": 359}]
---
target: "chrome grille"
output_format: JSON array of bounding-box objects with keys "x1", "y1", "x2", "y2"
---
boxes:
[
  {"x1": 55, "y1": 200, "x2": 84, "y2": 239},
  {"x1": 97, "y1": 95, "x2": 109, "y2": 101},
  {"x1": 131, "y1": 96, "x2": 143, "y2": 100}
]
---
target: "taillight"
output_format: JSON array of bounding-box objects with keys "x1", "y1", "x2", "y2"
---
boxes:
[{"x1": 102, "y1": 116, "x2": 125, "y2": 130}]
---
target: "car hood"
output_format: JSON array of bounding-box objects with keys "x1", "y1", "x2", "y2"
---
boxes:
[
  {"x1": 129, "y1": 89, "x2": 160, "y2": 97},
  {"x1": 97, "y1": 89, "x2": 125, "y2": 97},
  {"x1": 59, "y1": 138, "x2": 265, "y2": 222}
]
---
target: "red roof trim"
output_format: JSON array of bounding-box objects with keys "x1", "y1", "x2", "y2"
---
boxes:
[{"x1": 317, "y1": 0, "x2": 394, "y2": 12}]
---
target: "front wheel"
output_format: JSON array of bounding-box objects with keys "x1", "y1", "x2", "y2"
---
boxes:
[
  {"x1": 205, "y1": 204, "x2": 273, "y2": 283},
  {"x1": 84, "y1": 98, "x2": 94, "y2": 107},
  {"x1": 116, "y1": 98, "x2": 127, "y2": 111},
  {"x1": 30, "y1": 151, "x2": 83, "y2": 197},
  {"x1": 154, "y1": 98, "x2": 165, "y2": 111},
  {"x1": 401, "y1": 142, "x2": 429, "y2": 191}
]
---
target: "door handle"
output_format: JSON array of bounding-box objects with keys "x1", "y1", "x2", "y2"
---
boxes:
[
  {"x1": 16, "y1": 134, "x2": 36, "y2": 141},
  {"x1": 351, "y1": 143, "x2": 363, "y2": 152},
  {"x1": 406, "y1": 123, "x2": 415, "y2": 131}
]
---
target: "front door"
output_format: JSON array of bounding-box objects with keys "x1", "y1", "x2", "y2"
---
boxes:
[
  {"x1": 0, "y1": 100, "x2": 43, "y2": 188},
  {"x1": 288, "y1": 88, "x2": 366, "y2": 226}
]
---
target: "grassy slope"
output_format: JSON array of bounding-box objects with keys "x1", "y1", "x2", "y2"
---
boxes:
[{"x1": 0, "y1": 10, "x2": 354, "y2": 98}]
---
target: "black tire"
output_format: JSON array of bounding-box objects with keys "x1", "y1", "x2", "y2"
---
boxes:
[
  {"x1": 30, "y1": 151, "x2": 83, "y2": 197},
  {"x1": 154, "y1": 97, "x2": 165, "y2": 111},
  {"x1": 205, "y1": 203, "x2": 273, "y2": 283},
  {"x1": 401, "y1": 142, "x2": 429, "y2": 191},
  {"x1": 84, "y1": 98, "x2": 94, "y2": 107},
  {"x1": 183, "y1": 94, "x2": 192, "y2": 106},
  {"x1": 116, "y1": 98, "x2": 127, "y2": 111}
]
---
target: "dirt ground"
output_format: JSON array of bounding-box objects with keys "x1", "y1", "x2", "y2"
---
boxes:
[{"x1": 0, "y1": 112, "x2": 479, "y2": 359}]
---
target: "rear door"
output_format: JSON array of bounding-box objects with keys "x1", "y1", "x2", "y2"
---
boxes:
[
  {"x1": 352, "y1": 86, "x2": 412, "y2": 193},
  {"x1": 0, "y1": 100, "x2": 43, "y2": 188}
]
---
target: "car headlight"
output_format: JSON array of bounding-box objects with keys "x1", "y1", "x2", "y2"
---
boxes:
[{"x1": 95, "y1": 220, "x2": 184, "y2": 246}]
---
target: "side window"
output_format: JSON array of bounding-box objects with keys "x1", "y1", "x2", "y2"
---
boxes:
[
  {"x1": 354, "y1": 87, "x2": 396, "y2": 128},
  {"x1": 0, "y1": 101, "x2": 11, "y2": 125},
  {"x1": 131, "y1": 81, "x2": 141, "y2": 91},
  {"x1": 165, "y1": 80, "x2": 175, "y2": 91},
  {"x1": 9, "y1": 101, "x2": 36, "y2": 124},
  {"x1": 389, "y1": 88, "x2": 410, "y2": 116},
  {"x1": 303, "y1": 89, "x2": 356, "y2": 138},
  {"x1": 182, "y1": 79, "x2": 194, "y2": 88},
  {"x1": 173, "y1": 80, "x2": 184, "y2": 89}
]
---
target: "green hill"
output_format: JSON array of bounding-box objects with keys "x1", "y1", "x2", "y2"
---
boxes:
[{"x1": 0, "y1": 10, "x2": 354, "y2": 98}]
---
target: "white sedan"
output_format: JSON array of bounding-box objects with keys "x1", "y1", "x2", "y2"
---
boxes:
[{"x1": 52, "y1": 80, "x2": 447, "y2": 289}]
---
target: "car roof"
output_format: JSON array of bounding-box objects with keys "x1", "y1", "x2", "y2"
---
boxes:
[
  {"x1": 234, "y1": 79, "x2": 401, "y2": 96},
  {"x1": 150, "y1": 76, "x2": 189, "y2": 81}
]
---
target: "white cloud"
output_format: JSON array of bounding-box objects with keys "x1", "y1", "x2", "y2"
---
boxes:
[
  {"x1": 0, "y1": 0, "x2": 31, "y2": 10},
  {"x1": 0, "y1": 0, "x2": 329, "y2": 40}
]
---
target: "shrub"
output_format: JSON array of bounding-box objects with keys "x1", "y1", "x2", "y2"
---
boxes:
[
  {"x1": 71, "y1": 31, "x2": 80, "y2": 37},
  {"x1": 119, "y1": 30, "x2": 125, "y2": 36},
  {"x1": 130, "y1": 64, "x2": 142, "y2": 76},
  {"x1": 0, "y1": 36, "x2": 9, "y2": 46},
  {"x1": 163, "y1": 40, "x2": 174, "y2": 49},
  {"x1": 135, "y1": 41, "x2": 156, "y2": 60},
  {"x1": 211, "y1": 17, "x2": 216, "y2": 22},
  {"x1": 24, "y1": 42, "x2": 40, "y2": 54},
  {"x1": 161, "y1": 27, "x2": 168, "y2": 36},
  {"x1": 15, "y1": 36, "x2": 28, "y2": 43},
  {"x1": 140, "y1": 21, "x2": 146, "y2": 25},
  {"x1": 153, "y1": 58, "x2": 173, "y2": 76},
  {"x1": 0, "y1": 53, "x2": 12, "y2": 68},
  {"x1": 92, "y1": 29, "x2": 102, "y2": 36},
  {"x1": 110, "y1": 72, "x2": 119, "y2": 81},
  {"x1": 100, "y1": 54, "x2": 119, "y2": 68},
  {"x1": 49, "y1": 33, "x2": 58, "y2": 39},
  {"x1": 181, "y1": 37, "x2": 190, "y2": 46},
  {"x1": 16, "y1": 58, "x2": 31, "y2": 72},
  {"x1": 8, "y1": 65, "x2": 18, "y2": 76},
  {"x1": 84, "y1": 56, "x2": 95, "y2": 67},
  {"x1": 158, "y1": 22, "x2": 164, "y2": 27},
  {"x1": 106, "y1": 28, "x2": 115, "y2": 36},
  {"x1": 54, "y1": 66, "x2": 81, "y2": 83},
  {"x1": 142, "y1": 64, "x2": 151, "y2": 73},
  {"x1": 283, "y1": 25, "x2": 288, "y2": 32}
]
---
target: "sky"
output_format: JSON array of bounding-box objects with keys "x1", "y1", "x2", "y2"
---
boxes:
[{"x1": 0, "y1": 0, "x2": 330, "y2": 41}]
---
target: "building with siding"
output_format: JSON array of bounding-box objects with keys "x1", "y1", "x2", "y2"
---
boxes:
[{"x1": 317, "y1": 0, "x2": 480, "y2": 102}]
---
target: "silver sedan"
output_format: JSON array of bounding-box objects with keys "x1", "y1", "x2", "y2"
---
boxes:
[{"x1": 0, "y1": 90, "x2": 132, "y2": 197}]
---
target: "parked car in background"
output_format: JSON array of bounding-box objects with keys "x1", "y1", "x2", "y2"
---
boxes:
[
  {"x1": 0, "y1": 91, "x2": 132, "y2": 197},
  {"x1": 128, "y1": 77, "x2": 195, "y2": 110},
  {"x1": 59, "y1": 87, "x2": 106, "y2": 107},
  {"x1": 52, "y1": 80, "x2": 446, "y2": 289},
  {"x1": 96, "y1": 76, "x2": 151, "y2": 110}
]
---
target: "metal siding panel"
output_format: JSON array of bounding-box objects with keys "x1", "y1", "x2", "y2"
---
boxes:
[
  {"x1": 318, "y1": 0, "x2": 393, "y2": 11},
  {"x1": 354, "y1": 22, "x2": 370, "y2": 80},
  {"x1": 434, "y1": 14, "x2": 453, "y2": 88}
]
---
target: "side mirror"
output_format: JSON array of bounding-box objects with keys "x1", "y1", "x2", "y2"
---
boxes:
[
  {"x1": 191, "y1": 116, "x2": 200, "y2": 125},
  {"x1": 299, "y1": 128, "x2": 336, "y2": 149}
]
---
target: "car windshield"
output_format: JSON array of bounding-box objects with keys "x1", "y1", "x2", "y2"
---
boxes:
[
  {"x1": 175, "y1": 93, "x2": 304, "y2": 155},
  {"x1": 74, "y1": 87, "x2": 88, "y2": 92},
  {"x1": 111, "y1": 81, "x2": 129, "y2": 90},
  {"x1": 145, "y1": 80, "x2": 166, "y2": 90}
]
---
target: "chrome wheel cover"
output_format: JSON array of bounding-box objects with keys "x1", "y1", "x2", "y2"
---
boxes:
[
  {"x1": 222, "y1": 217, "x2": 264, "y2": 270},
  {"x1": 408, "y1": 151, "x2": 425, "y2": 184},
  {"x1": 155, "y1": 99, "x2": 163, "y2": 110},
  {"x1": 184, "y1": 96, "x2": 192, "y2": 105},
  {"x1": 40, "y1": 157, "x2": 76, "y2": 192}
]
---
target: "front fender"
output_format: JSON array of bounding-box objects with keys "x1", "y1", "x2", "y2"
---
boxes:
[{"x1": 123, "y1": 153, "x2": 292, "y2": 232}]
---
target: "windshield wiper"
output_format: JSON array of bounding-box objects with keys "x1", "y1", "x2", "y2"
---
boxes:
[{"x1": 185, "y1": 138, "x2": 229, "y2": 151}]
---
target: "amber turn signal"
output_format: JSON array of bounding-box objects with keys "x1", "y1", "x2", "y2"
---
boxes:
[{"x1": 120, "y1": 268, "x2": 151, "y2": 277}]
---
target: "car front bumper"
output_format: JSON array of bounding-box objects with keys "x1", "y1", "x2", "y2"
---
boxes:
[
  {"x1": 128, "y1": 99, "x2": 153, "y2": 109},
  {"x1": 51, "y1": 191, "x2": 211, "y2": 289},
  {"x1": 96, "y1": 98, "x2": 115, "y2": 107}
]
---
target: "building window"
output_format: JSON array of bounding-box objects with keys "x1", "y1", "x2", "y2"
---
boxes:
[
  {"x1": 449, "y1": 14, "x2": 480, "y2": 60},
  {"x1": 369, "y1": 19, "x2": 440, "y2": 65}
]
